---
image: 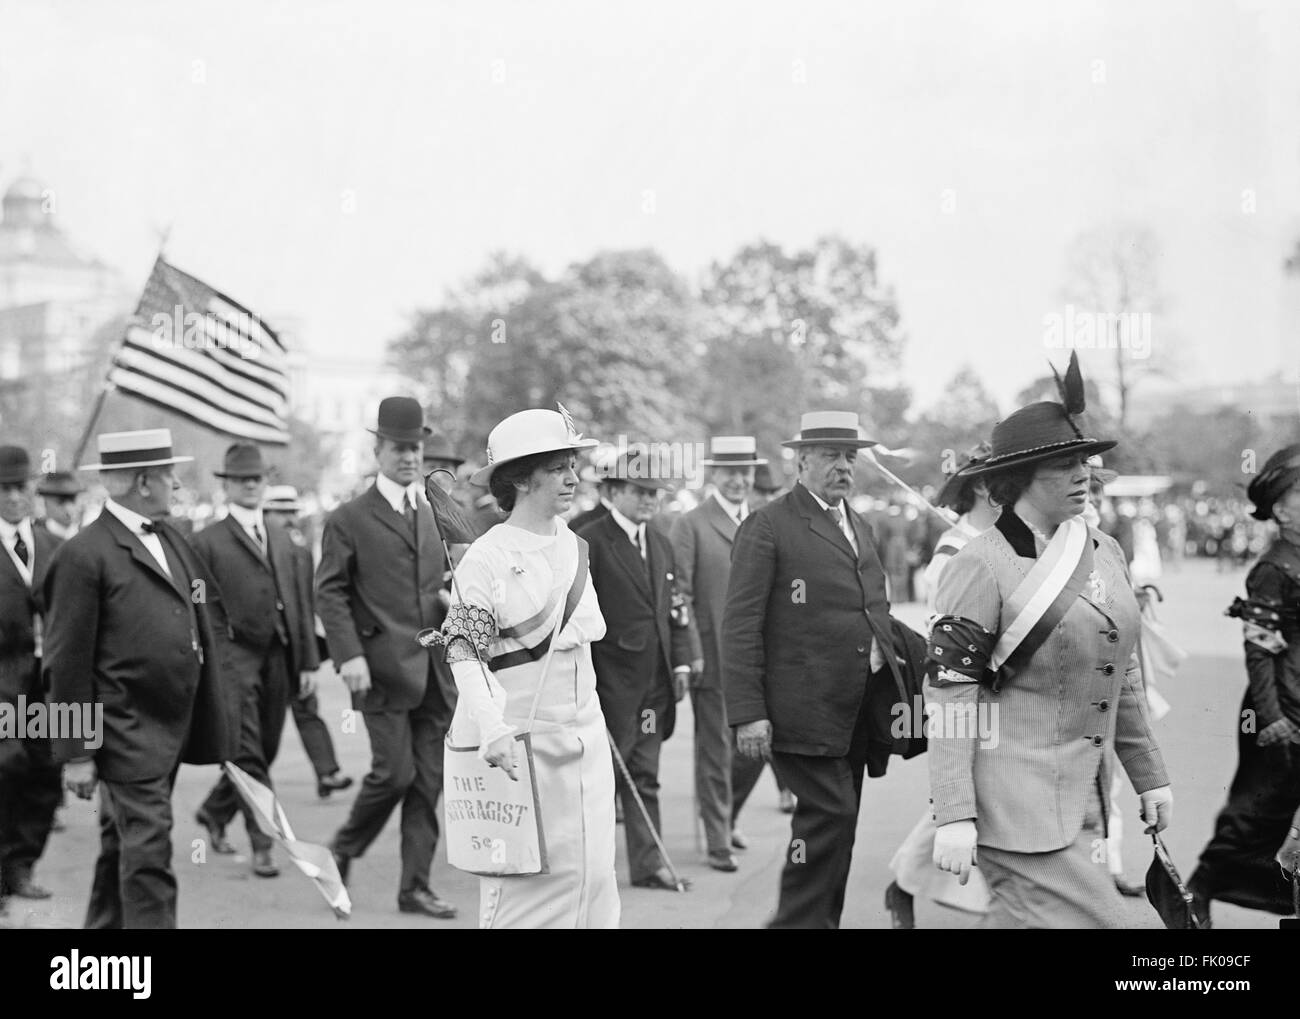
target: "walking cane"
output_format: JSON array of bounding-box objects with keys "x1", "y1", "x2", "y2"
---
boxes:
[{"x1": 606, "y1": 729, "x2": 690, "y2": 892}]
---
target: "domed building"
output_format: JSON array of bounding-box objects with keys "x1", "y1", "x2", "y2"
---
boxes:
[{"x1": 0, "y1": 172, "x2": 133, "y2": 451}]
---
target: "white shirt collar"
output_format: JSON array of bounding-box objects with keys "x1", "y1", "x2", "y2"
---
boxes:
[
  {"x1": 0, "y1": 516, "x2": 32, "y2": 546},
  {"x1": 226, "y1": 502, "x2": 265, "y2": 531},
  {"x1": 713, "y1": 492, "x2": 747, "y2": 521},
  {"x1": 42, "y1": 518, "x2": 75, "y2": 540},
  {"x1": 104, "y1": 499, "x2": 157, "y2": 536},
  {"x1": 608, "y1": 505, "x2": 644, "y2": 545},
  {"x1": 801, "y1": 483, "x2": 841, "y2": 515},
  {"x1": 375, "y1": 472, "x2": 419, "y2": 514}
]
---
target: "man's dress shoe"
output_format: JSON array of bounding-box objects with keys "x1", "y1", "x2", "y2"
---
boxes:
[
  {"x1": 195, "y1": 810, "x2": 236, "y2": 854},
  {"x1": 331, "y1": 848, "x2": 351, "y2": 887},
  {"x1": 317, "y1": 772, "x2": 354, "y2": 799},
  {"x1": 398, "y1": 888, "x2": 458, "y2": 918},
  {"x1": 708, "y1": 851, "x2": 739, "y2": 873},
  {"x1": 253, "y1": 849, "x2": 280, "y2": 878}
]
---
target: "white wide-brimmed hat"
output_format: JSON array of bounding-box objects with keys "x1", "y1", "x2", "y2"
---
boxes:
[
  {"x1": 701, "y1": 435, "x2": 768, "y2": 467},
  {"x1": 79, "y1": 429, "x2": 195, "y2": 471},
  {"x1": 781, "y1": 411, "x2": 877, "y2": 449},
  {"x1": 470, "y1": 403, "x2": 598, "y2": 487}
]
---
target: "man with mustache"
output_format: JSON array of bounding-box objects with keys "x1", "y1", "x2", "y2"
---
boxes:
[{"x1": 724, "y1": 412, "x2": 906, "y2": 928}]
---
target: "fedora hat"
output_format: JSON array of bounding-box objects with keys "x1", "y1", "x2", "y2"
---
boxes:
[
  {"x1": 79, "y1": 429, "x2": 194, "y2": 472},
  {"x1": 37, "y1": 470, "x2": 83, "y2": 497},
  {"x1": 213, "y1": 442, "x2": 268, "y2": 479},
  {"x1": 470, "y1": 402, "x2": 598, "y2": 487},
  {"x1": 0, "y1": 446, "x2": 35, "y2": 485},
  {"x1": 600, "y1": 449, "x2": 675, "y2": 492},
  {"x1": 422, "y1": 434, "x2": 465, "y2": 467},
  {"x1": 962, "y1": 354, "x2": 1115, "y2": 477},
  {"x1": 702, "y1": 436, "x2": 768, "y2": 468},
  {"x1": 935, "y1": 441, "x2": 992, "y2": 509},
  {"x1": 370, "y1": 396, "x2": 432, "y2": 444},
  {"x1": 781, "y1": 411, "x2": 877, "y2": 450},
  {"x1": 752, "y1": 462, "x2": 784, "y2": 494},
  {"x1": 1246, "y1": 443, "x2": 1300, "y2": 522},
  {"x1": 263, "y1": 484, "x2": 302, "y2": 513}
]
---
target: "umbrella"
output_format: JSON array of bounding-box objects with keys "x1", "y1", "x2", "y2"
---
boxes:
[
  {"x1": 223, "y1": 762, "x2": 351, "y2": 919},
  {"x1": 1145, "y1": 833, "x2": 1209, "y2": 929}
]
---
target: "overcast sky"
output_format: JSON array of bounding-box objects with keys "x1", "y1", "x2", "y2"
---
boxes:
[{"x1": 3, "y1": 0, "x2": 1298, "y2": 414}]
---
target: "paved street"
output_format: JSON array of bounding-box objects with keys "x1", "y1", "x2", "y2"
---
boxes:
[{"x1": 7, "y1": 557, "x2": 1283, "y2": 929}]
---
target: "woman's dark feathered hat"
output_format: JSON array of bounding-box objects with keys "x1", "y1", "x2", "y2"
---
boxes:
[
  {"x1": 1246, "y1": 443, "x2": 1300, "y2": 522},
  {"x1": 935, "y1": 440, "x2": 992, "y2": 509},
  {"x1": 963, "y1": 352, "x2": 1116, "y2": 477}
]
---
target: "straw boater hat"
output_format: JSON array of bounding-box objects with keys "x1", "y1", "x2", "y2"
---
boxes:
[
  {"x1": 213, "y1": 442, "x2": 268, "y2": 479},
  {"x1": 781, "y1": 411, "x2": 877, "y2": 450},
  {"x1": 470, "y1": 403, "x2": 598, "y2": 487},
  {"x1": 701, "y1": 436, "x2": 767, "y2": 468},
  {"x1": 263, "y1": 485, "x2": 302, "y2": 513},
  {"x1": 37, "y1": 470, "x2": 83, "y2": 497},
  {"x1": 961, "y1": 353, "x2": 1115, "y2": 477},
  {"x1": 79, "y1": 429, "x2": 194, "y2": 471},
  {"x1": 1246, "y1": 443, "x2": 1300, "y2": 522}
]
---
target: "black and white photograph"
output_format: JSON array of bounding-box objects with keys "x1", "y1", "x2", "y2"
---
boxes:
[{"x1": 1, "y1": 0, "x2": 1298, "y2": 979}]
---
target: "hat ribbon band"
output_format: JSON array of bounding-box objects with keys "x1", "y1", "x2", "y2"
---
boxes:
[{"x1": 100, "y1": 446, "x2": 174, "y2": 465}]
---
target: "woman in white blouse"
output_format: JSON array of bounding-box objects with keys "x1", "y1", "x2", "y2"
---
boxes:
[{"x1": 439, "y1": 407, "x2": 619, "y2": 929}]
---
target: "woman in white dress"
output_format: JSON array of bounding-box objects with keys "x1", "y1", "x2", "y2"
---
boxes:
[{"x1": 439, "y1": 407, "x2": 620, "y2": 929}]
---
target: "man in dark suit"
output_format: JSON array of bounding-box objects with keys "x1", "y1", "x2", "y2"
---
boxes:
[
  {"x1": 670, "y1": 436, "x2": 766, "y2": 873},
  {"x1": 43, "y1": 429, "x2": 235, "y2": 929},
  {"x1": 35, "y1": 470, "x2": 84, "y2": 541},
  {"x1": 724, "y1": 411, "x2": 903, "y2": 929},
  {"x1": 579, "y1": 451, "x2": 700, "y2": 890},
  {"x1": 0, "y1": 447, "x2": 63, "y2": 906},
  {"x1": 317, "y1": 397, "x2": 458, "y2": 919},
  {"x1": 262, "y1": 485, "x2": 351, "y2": 799},
  {"x1": 193, "y1": 444, "x2": 319, "y2": 877}
]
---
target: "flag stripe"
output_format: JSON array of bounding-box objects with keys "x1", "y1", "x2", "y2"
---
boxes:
[
  {"x1": 109, "y1": 368, "x2": 290, "y2": 444},
  {"x1": 119, "y1": 330, "x2": 288, "y2": 418},
  {"x1": 109, "y1": 257, "x2": 292, "y2": 444}
]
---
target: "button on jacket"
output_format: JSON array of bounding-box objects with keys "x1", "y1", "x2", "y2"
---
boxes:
[{"x1": 926, "y1": 512, "x2": 1169, "y2": 853}]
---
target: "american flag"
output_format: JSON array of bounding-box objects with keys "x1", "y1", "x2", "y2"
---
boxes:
[{"x1": 108, "y1": 257, "x2": 291, "y2": 444}]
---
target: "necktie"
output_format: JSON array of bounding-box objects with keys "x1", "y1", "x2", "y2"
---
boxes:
[
  {"x1": 253, "y1": 522, "x2": 266, "y2": 552},
  {"x1": 827, "y1": 505, "x2": 853, "y2": 550},
  {"x1": 634, "y1": 526, "x2": 652, "y2": 579},
  {"x1": 141, "y1": 520, "x2": 158, "y2": 534},
  {"x1": 403, "y1": 496, "x2": 416, "y2": 529},
  {"x1": 13, "y1": 534, "x2": 28, "y2": 567}
]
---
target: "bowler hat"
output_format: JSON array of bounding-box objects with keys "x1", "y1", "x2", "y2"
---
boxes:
[
  {"x1": 1246, "y1": 444, "x2": 1300, "y2": 522},
  {"x1": 782, "y1": 411, "x2": 877, "y2": 450},
  {"x1": 601, "y1": 450, "x2": 675, "y2": 492},
  {"x1": 79, "y1": 429, "x2": 194, "y2": 472},
  {"x1": 214, "y1": 443, "x2": 268, "y2": 479},
  {"x1": 0, "y1": 446, "x2": 34, "y2": 485},
  {"x1": 37, "y1": 470, "x2": 83, "y2": 497},
  {"x1": 753, "y1": 463, "x2": 784, "y2": 494},
  {"x1": 370, "y1": 396, "x2": 432, "y2": 444},
  {"x1": 471, "y1": 403, "x2": 598, "y2": 487}
]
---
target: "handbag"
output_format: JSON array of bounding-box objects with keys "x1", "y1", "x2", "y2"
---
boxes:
[{"x1": 441, "y1": 543, "x2": 588, "y2": 878}]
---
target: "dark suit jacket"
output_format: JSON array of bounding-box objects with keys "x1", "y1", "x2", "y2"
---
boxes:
[
  {"x1": 42, "y1": 511, "x2": 237, "y2": 780},
  {"x1": 669, "y1": 495, "x2": 738, "y2": 692},
  {"x1": 723, "y1": 482, "x2": 913, "y2": 760},
  {"x1": 0, "y1": 523, "x2": 61, "y2": 719},
  {"x1": 579, "y1": 513, "x2": 698, "y2": 743},
  {"x1": 191, "y1": 514, "x2": 319, "y2": 685},
  {"x1": 316, "y1": 483, "x2": 455, "y2": 712},
  {"x1": 568, "y1": 501, "x2": 610, "y2": 533}
]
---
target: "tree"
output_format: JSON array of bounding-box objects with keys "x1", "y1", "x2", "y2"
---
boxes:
[
  {"x1": 698, "y1": 236, "x2": 909, "y2": 455},
  {"x1": 1060, "y1": 224, "x2": 1165, "y2": 430}
]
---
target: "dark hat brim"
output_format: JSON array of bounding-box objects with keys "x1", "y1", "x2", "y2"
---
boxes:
[
  {"x1": 781, "y1": 437, "x2": 877, "y2": 450},
  {"x1": 424, "y1": 454, "x2": 466, "y2": 467},
  {"x1": 370, "y1": 426, "x2": 435, "y2": 443},
  {"x1": 701, "y1": 458, "x2": 768, "y2": 467},
  {"x1": 213, "y1": 471, "x2": 268, "y2": 479},
  {"x1": 960, "y1": 438, "x2": 1117, "y2": 477},
  {"x1": 935, "y1": 468, "x2": 977, "y2": 509}
]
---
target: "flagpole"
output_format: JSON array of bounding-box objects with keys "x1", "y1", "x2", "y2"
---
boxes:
[
  {"x1": 72, "y1": 249, "x2": 167, "y2": 467},
  {"x1": 861, "y1": 447, "x2": 957, "y2": 528}
]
